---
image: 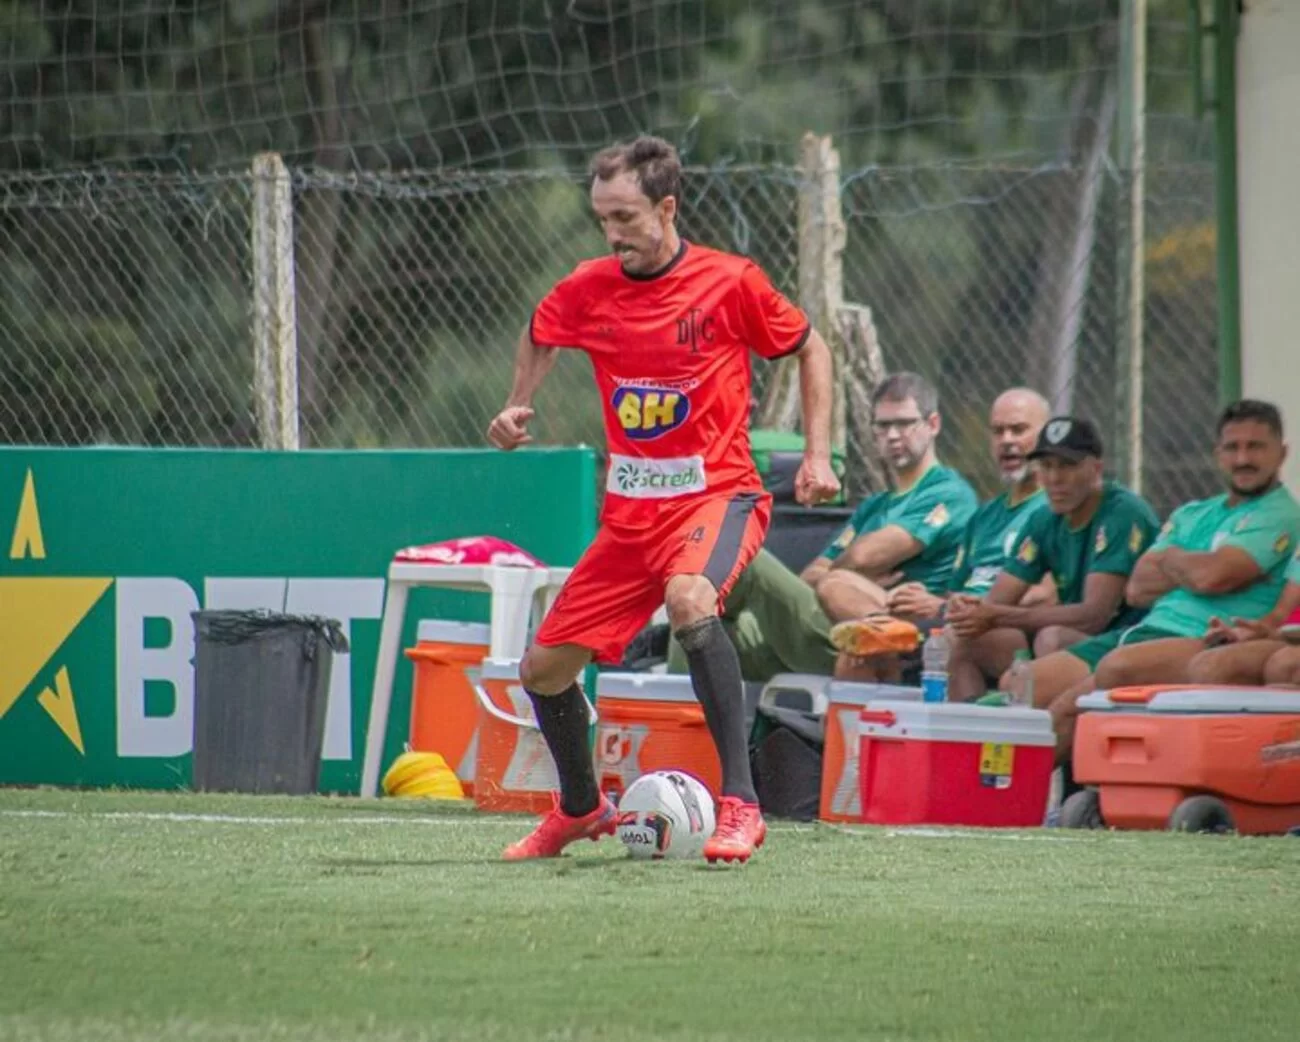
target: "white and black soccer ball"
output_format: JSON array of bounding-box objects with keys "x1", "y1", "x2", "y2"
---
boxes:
[{"x1": 615, "y1": 770, "x2": 716, "y2": 860}]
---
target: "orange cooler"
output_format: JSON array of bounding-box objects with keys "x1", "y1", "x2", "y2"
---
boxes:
[
  {"x1": 473, "y1": 657, "x2": 595, "y2": 814},
  {"x1": 859, "y1": 702, "x2": 1055, "y2": 827},
  {"x1": 595, "y1": 673, "x2": 722, "y2": 801},
  {"x1": 819, "y1": 681, "x2": 921, "y2": 822},
  {"x1": 404, "y1": 620, "x2": 490, "y2": 796},
  {"x1": 1074, "y1": 686, "x2": 1300, "y2": 834}
]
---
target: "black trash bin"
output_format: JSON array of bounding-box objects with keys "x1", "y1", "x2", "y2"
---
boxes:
[{"x1": 191, "y1": 610, "x2": 349, "y2": 794}]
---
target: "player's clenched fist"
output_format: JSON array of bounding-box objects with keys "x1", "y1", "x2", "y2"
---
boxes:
[
  {"x1": 794, "y1": 455, "x2": 841, "y2": 507},
  {"x1": 487, "y1": 405, "x2": 535, "y2": 450}
]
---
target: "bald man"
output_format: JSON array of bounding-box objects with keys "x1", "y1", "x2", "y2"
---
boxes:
[{"x1": 833, "y1": 388, "x2": 1052, "y2": 683}]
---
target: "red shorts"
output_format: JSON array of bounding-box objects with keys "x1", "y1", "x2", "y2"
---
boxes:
[{"x1": 534, "y1": 491, "x2": 771, "y2": 664}]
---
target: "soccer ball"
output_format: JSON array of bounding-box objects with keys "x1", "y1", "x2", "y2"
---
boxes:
[{"x1": 615, "y1": 770, "x2": 716, "y2": 860}]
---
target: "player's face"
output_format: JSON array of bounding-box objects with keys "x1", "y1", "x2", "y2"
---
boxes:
[
  {"x1": 591, "y1": 172, "x2": 676, "y2": 275},
  {"x1": 988, "y1": 396, "x2": 1046, "y2": 485},
  {"x1": 1217, "y1": 418, "x2": 1286, "y2": 497},
  {"x1": 1035, "y1": 456, "x2": 1101, "y2": 515},
  {"x1": 872, "y1": 396, "x2": 937, "y2": 473}
]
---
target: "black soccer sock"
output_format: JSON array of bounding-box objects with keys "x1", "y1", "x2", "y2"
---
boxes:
[
  {"x1": 527, "y1": 684, "x2": 600, "y2": 818},
  {"x1": 675, "y1": 616, "x2": 758, "y2": 804}
]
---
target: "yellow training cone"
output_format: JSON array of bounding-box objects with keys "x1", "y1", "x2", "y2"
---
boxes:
[{"x1": 382, "y1": 751, "x2": 466, "y2": 800}]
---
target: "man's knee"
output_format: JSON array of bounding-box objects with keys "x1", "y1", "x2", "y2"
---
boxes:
[
  {"x1": 1186, "y1": 647, "x2": 1239, "y2": 685},
  {"x1": 663, "y1": 574, "x2": 718, "y2": 631},
  {"x1": 1034, "y1": 625, "x2": 1082, "y2": 658},
  {"x1": 1264, "y1": 647, "x2": 1300, "y2": 687},
  {"x1": 1092, "y1": 650, "x2": 1132, "y2": 690},
  {"x1": 520, "y1": 645, "x2": 582, "y2": 695}
]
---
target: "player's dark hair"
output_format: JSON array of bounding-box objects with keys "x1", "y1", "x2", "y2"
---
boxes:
[
  {"x1": 872, "y1": 372, "x2": 939, "y2": 418},
  {"x1": 1217, "y1": 398, "x2": 1283, "y2": 438},
  {"x1": 589, "y1": 136, "x2": 682, "y2": 206}
]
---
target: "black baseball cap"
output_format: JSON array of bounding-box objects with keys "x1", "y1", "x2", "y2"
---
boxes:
[{"x1": 1028, "y1": 416, "x2": 1104, "y2": 462}]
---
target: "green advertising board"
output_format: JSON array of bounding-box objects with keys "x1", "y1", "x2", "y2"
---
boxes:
[{"x1": 0, "y1": 447, "x2": 597, "y2": 794}]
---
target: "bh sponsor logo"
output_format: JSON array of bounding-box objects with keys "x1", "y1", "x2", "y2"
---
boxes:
[{"x1": 612, "y1": 385, "x2": 691, "y2": 440}]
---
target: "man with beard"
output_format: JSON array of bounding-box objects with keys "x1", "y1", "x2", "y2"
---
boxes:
[
  {"x1": 1048, "y1": 399, "x2": 1300, "y2": 760},
  {"x1": 942, "y1": 417, "x2": 1160, "y2": 704},
  {"x1": 830, "y1": 387, "x2": 1051, "y2": 682},
  {"x1": 805, "y1": 372, "x2": 978, "y2": 628},
  {"x1": 487, "y1": 136, "x2": 840, "y2": 863}
]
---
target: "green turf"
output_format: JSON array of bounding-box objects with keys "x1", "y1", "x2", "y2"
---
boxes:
[{"x1": 1, "y1": 787, "x2": 1297, "y2": 1042}]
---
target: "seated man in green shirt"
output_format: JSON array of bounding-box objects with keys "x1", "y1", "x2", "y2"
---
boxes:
[
  {"x1": 1186, "y1": 563, "x2": 1300, "y2": 686},
  {"x1": 663, "y1": 371, "x2": 976, "y2": 683},
  {"x1": 830, "y1": 386, "x2": 1051, "y2": 680},
  {"x1": 1047, "y1": 401, "x2": 1300, "y2": 756},
  {"x1": 805, "y1": 371, "x2": 978, "y2": 624},
  {"x1": 944, "y1": 417, "x2": 1160, "y2": 704}
]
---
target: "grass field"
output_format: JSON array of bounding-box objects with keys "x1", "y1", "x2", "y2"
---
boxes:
[{"x1": 1, "y1": 788, "x2": 1297, "y2": 1042}]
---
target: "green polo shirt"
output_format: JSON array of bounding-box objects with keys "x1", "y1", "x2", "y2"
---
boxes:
[
  {"x1": 1004, "y1": 481, "x2": 1159, "y2": 629},
  {"x1": 1141, "y1": 484, "x2": 1300, "y2": 637},
  {"x1": 819, "y1": 463, "x2": 978, "y2": 595},
  {"x1": 951, "y1": 489, "x2": 1045, "y2": 596}
]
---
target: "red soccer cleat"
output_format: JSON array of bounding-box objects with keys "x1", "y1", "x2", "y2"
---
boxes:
[
  {"x1": 704, "y1": 796, "x2": 767, "y2": 865},
  {"x1": 502, "y1": 793, "x2": 617, "y2": 860}
]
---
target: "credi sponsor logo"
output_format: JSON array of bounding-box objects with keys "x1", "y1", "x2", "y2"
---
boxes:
[
  {"x1": 1, "y1": 467, "x2": 383, "y2": 762},
  {"x1": 606, "y1": 454, "x2": 706, "y2": 499}
]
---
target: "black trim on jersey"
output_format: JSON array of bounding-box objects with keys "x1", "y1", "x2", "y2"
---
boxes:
[
  {"x1": 767, "y1": 323, "x2": 813, "y2": 360},
  {"x1": 702, "y1": 492, "x2": 762, "y2": 592},
  {"x1": 622, "y1": 239, "x2": 689, "y2": 282}
]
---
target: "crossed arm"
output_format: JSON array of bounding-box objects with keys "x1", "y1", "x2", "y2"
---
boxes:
[{"x1": 1126, "y1": 545, "x2": 1262, "y2": 607}]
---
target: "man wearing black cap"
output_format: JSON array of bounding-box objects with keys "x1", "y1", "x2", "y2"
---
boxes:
[{"x1": 944, "y1": 416, "x2": 1160, "y2": 704}]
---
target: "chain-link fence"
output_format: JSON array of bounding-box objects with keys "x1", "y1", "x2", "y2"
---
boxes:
[{"x1": 0, "y1": 154, "x2": 1217, "y2": 514}]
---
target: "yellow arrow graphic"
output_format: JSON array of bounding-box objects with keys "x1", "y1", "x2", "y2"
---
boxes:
[
  {"x1": 0, "y1": 578, "x2": 113, "y2": 720},
  {"x1": 37, "y1": 666, "x2": 84, "y2": 754}
]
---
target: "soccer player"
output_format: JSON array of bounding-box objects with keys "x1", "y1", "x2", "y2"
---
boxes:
[{"x1": 486, "y1": 136, "x2": 840, "y2": 864}]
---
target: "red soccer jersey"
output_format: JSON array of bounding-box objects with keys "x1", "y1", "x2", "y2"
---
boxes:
[{"x1": 530, "y1": 241, "x2": 810, "y2": 528}]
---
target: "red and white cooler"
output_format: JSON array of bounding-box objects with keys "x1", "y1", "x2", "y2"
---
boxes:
[
  {"x1": 859, "y1": 702, "x2": 1055, "y2": 827},
  {"x1": 820, "y1": 681, "x2": 922, "y2": 823}
]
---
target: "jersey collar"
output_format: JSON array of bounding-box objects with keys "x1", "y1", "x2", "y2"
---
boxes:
[{"x1": 623, "y1": 239, "x2": 688, "y2": 282}]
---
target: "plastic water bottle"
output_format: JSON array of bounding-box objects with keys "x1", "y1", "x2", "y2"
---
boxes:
[
  {"x1": 920, "y1": 627, "x2": 950, "y2": 703},
  {"x1": 1005, "y1": 649, "x2": 1035, "y2": 707}
]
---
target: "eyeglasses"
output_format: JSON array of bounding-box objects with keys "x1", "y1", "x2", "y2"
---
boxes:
[{"x1": 871, "y1": 417, "x2": 926, "y2": 435}]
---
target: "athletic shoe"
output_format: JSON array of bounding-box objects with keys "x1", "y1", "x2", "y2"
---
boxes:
[
  {"x1": 503, "y1": 793, "x2": 617, "y2": 860},
  {"x1": 828, "y1": 615, "x2": 921, "y2": 658},
  {"x1": 704, "y1": 796, "x2": 766, "y2": 864}
]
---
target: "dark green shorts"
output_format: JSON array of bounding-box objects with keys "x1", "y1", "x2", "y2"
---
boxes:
[{"x1": 1065, "y1": 623, "x2": 1184, "y2": 671}]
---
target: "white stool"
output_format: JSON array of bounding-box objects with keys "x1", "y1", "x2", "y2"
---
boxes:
[{"x1": 359, "y1": 561, "x2": 571, "y2": 798}]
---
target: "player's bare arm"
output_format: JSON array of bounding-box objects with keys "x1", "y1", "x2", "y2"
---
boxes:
[
  {"x1": 1206, "y1": 580, "x2": 1300, "y2": 644},
  {"x1": 1125, "y1": 548, "x2": 1176, "y2": 607},
  {"x1": 831, "y1": 524, "x2": 922, "y2": 578},
  {"x1": 487, "y1": 326, "x2": 560, "y2": 450},
  {"x1": 792, "y1": 330, "x2": 840, "y2": 507},
  {"x1": 975, "y1": 570, "x2": 1128, "y2": 637},
  {"x1": 1156, "y1": 545, "x2": 1263, "y2": 597},
  {"x1": 946, "y1": 572, "x2": 1030, "y2": 638}
]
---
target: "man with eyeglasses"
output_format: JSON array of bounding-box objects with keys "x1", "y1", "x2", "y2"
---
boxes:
[
  {"x1": 802, "y1": 372, "x2": 978, "y2": 626},
  {"x1": 828, "y1": 386, "x2": 1051, "y2": 680}
]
